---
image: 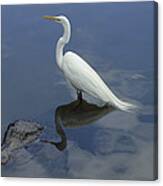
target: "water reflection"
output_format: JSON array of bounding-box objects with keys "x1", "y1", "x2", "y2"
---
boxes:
[
  {"x1": 42, "y1": 99, "x2": 115, "y2": 151},
  {"x1": 1, "y1": 100, "x2": 154, "y2": 179}
]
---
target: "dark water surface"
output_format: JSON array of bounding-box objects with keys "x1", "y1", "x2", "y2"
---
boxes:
[{"x1": 1, "y1": 2, "x2": 157, "y2": 180}]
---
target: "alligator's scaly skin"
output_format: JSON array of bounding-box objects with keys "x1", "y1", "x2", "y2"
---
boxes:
[{"x1": 1, "y1": 120, "x2": 44, "y2": 165}]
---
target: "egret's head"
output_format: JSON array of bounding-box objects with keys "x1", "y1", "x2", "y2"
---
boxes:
[
  {"x1": 43, "y1": 15, "x2": 70, "y2": 27},
  {"x1": 43, "y1": 15, "x2": 71, "y2": 43}
]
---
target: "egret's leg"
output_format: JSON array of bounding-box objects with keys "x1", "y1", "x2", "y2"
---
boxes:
[
  {"x1": 77, "y1": 90, "x2": 83, "y2": 101},
  {"x1": 72, "y1": 90, "x2": 83, "y2": 111}
]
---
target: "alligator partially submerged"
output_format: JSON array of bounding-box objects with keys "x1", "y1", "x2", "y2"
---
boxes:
[{"x1": 1, "y1": 120, "x2": 44, "y2": 165}]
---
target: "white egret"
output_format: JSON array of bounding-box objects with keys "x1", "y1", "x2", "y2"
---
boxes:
[{"x1": 43, "y1": 15, "x2": 136, "y2": 112}]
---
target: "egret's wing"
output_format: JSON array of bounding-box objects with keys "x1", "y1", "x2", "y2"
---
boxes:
[
  {"x1": 63, "y1": 52, "x2": 137, "y2": 112},
  {"x1": 63, "y1": 51, "x2": 110, "y2": 101}
]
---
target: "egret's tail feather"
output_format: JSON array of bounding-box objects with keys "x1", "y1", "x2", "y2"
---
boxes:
[
  {"x1": 104, "y1": 89, "x2": 138, "y2": 112},
  {"x1": 110, "y1": 99, "x2": 138, "y2": 112}
]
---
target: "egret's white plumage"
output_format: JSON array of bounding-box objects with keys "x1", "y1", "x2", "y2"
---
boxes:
[{"x1": 43, "y1": 15, "x2": 136, "y2": 112}]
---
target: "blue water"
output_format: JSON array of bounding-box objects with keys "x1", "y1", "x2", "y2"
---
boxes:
[{"x1": 1, "y1": 2, "x2": 157, "y2": 180}]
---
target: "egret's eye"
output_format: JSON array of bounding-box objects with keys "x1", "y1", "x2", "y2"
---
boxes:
[{"x1": 55, "y1": 18, "x2": 61, "y2": 22}]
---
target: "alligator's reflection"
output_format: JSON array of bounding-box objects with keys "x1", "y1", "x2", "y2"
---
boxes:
[{"x1": 42, "y1": 99, "x2": 115, "y2": 151}]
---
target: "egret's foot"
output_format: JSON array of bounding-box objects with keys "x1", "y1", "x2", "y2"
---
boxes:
[{"x1": 72, "y1": 91, "x2": 83, "y2": 111}]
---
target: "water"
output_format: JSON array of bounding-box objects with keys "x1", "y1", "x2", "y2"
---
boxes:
[{"x1": 1, "y1": 2, "x2": 157, "y2": 180}]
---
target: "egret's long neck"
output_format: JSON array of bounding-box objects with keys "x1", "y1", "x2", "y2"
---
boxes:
[{"x1": 56, "y1": 21, "x2": 71, "y2": 70}]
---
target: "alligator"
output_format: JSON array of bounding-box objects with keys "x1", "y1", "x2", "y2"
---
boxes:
[{"x1": 1, "y1": 120, "x2": 44, "y2": 165}]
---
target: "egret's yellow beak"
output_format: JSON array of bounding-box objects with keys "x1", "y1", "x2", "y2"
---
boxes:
[{"x1": 43, "y1": 15, "x2": 60, "y2": 22}]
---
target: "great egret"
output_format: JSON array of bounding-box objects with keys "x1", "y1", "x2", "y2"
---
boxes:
[{"x1": 43, "y1": 15, "x2": 136, "y2": 112}]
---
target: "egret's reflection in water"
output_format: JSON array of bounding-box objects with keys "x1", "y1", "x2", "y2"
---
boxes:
[
  {"x1": 37, "y1": 99, "x2": 154, "y2": 180},
  {"x1": 42, "y1": 99, "x2": 115, "y2": 151},
  {"x1": 1, "y1": 99, "x2": 154, "y2": 179}
]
